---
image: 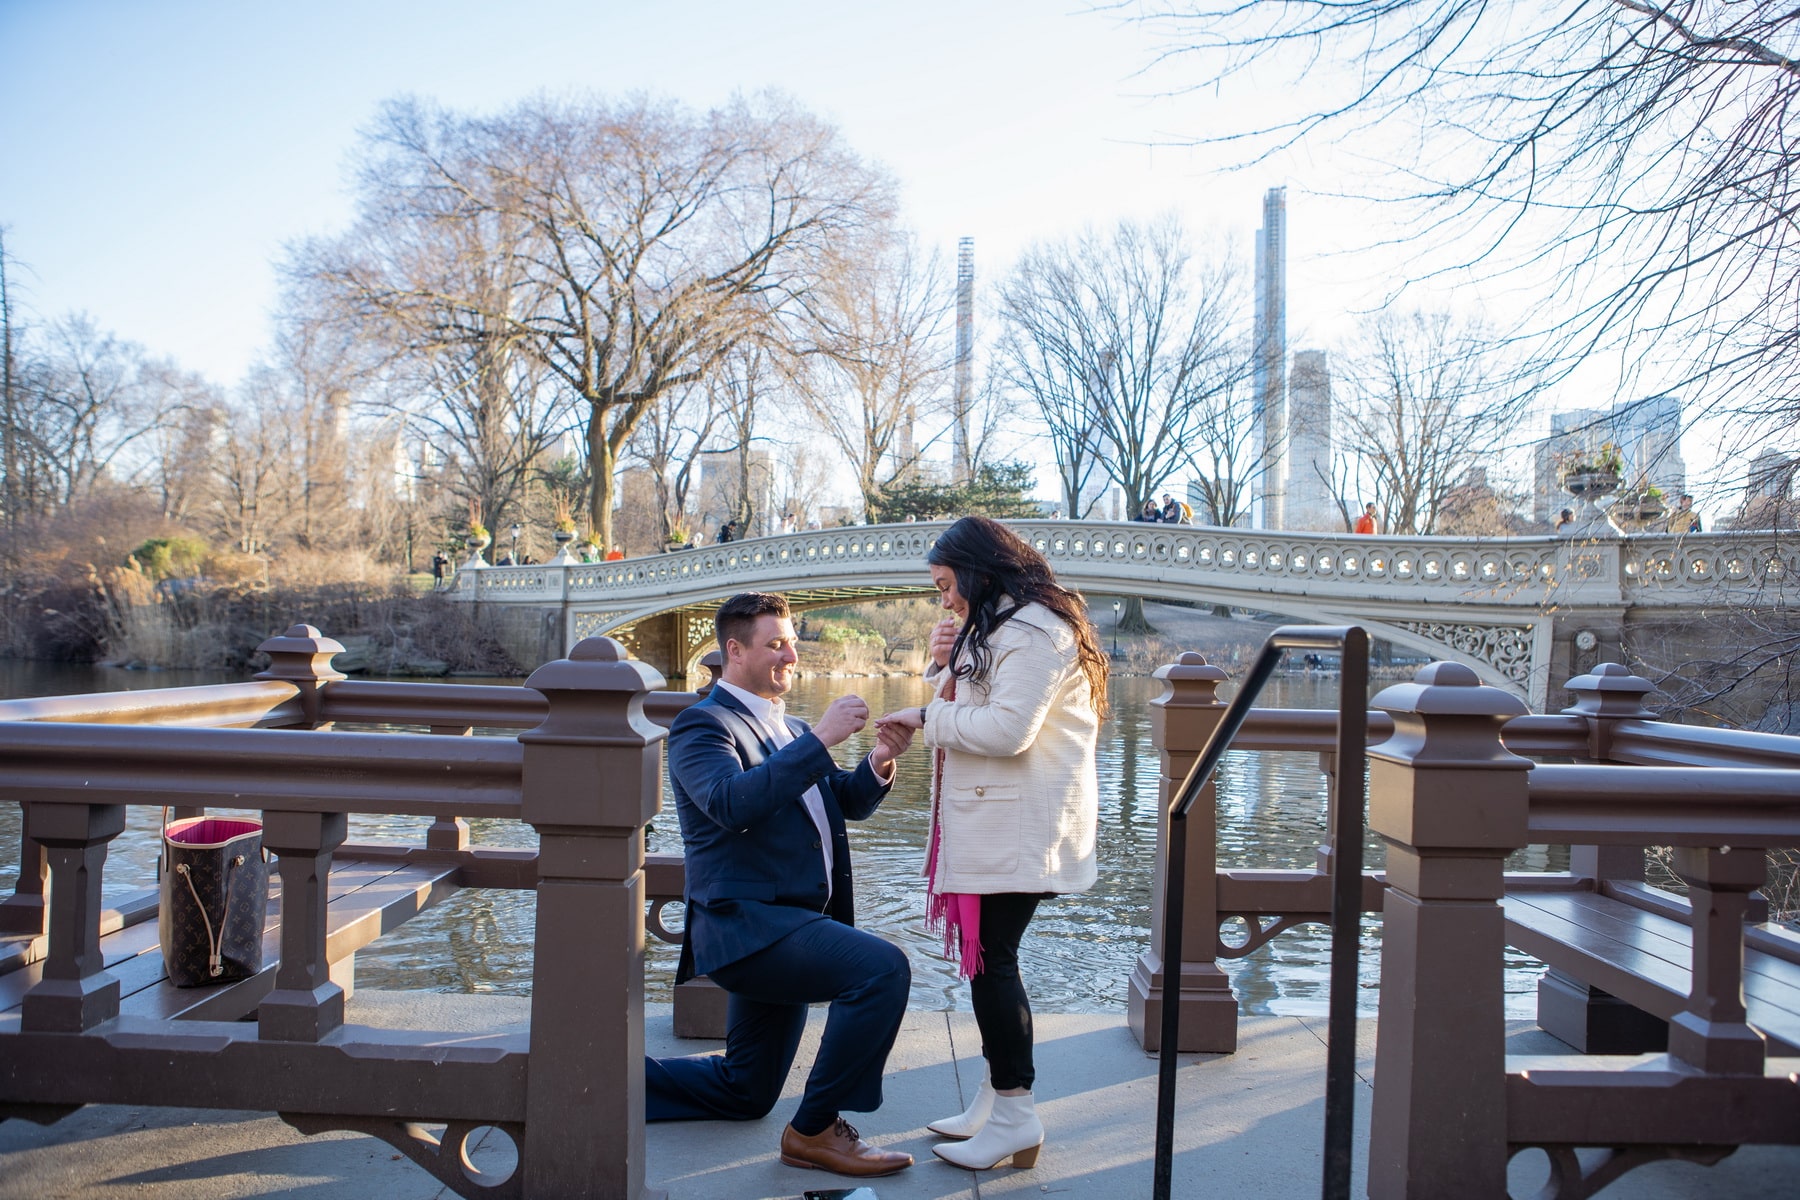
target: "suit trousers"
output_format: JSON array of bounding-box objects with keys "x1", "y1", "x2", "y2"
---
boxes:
[{"x1": 645, "y1": 914, "x2": 910, "y2": 1132}]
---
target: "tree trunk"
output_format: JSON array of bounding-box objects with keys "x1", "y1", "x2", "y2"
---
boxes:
[
  {"x1": 1119, "y1": 595, "x2": 1156, "y2": 636},
  {"x1": 586, "y1": 407, "x2": 615, "y2": 551}
]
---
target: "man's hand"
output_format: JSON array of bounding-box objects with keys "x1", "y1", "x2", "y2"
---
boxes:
[
  {"x1": 812, "y1": 694, "x2": 870, "y2": 747},
  {"x1": 929, "y1": 616, "x2": 960, "y2": 668},
  {"x1": 870, "y1": 717, "x2": 916, "y2": 773}
]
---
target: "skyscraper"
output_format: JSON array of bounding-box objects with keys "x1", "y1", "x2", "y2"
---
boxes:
[
  {"x1": 953, "y1": 237, "x2": 974, "y2": 484},
  {"x1": 1285, "y1": 350, "x2": 1336, "y2": 529},
  {"x1": 1253, "y1": 188, "x2": 1287, "y2": 529}
]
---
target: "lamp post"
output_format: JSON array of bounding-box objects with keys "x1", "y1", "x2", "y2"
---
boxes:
[
  {"x1": 1112, "y1": 600, "x2": 1121, "y2": 658},
  {"x1": 510, "y1": 522, "x2": 522, "y2": 565}
]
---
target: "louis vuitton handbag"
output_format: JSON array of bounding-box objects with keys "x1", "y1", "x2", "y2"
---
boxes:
[{"x1": 159, "y1": 811, "x2": 269, "y2": 986}]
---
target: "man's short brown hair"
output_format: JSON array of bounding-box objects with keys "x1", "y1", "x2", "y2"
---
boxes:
[{"x1": 715, "y1": 592, "x2": 791, "y2": 653}]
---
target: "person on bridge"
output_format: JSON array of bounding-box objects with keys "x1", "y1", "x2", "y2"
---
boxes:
[
  {"x1": 876, "y1": 515, "x2": 1107, "y2": 1173},
  {"x1": 1668, "y1": 493, "x2": 1703, "y2": 534},
  {"x1": 1353, "y1": 502, "x2": 1379, "y2": 534},
  {"x1": 645, "y1": 591, "x2": 917, "y2": 1179}
]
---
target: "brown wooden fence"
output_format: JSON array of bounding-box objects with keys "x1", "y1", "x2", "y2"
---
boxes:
[{"x1": 1134, "y1": 652, "x2": 1800, "y2": 1198}]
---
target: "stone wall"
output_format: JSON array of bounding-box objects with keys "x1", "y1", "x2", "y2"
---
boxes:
[{"x1": 475, "y1": 603, "x2": 565, "y2": 673}]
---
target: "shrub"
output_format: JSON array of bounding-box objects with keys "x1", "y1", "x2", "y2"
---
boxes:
[{"x1": 128, "y1": 536, "x2": 210, "y2": 582}]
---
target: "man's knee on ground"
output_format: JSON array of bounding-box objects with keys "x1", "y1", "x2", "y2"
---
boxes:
[{"x1": 720, "y1": 1082, "x2": 783, "y2": 1121}]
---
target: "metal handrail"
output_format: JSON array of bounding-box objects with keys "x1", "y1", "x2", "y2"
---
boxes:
[{"x1": 1153, "y1": 625, "x2": 1370, "y2": 1200}]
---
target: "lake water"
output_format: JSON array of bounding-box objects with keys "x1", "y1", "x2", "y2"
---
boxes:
[{"x1": 0, "y1": 661, "x2": 1556, "y2": 1017}]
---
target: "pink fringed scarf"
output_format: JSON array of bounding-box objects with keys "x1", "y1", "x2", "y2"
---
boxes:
[{"x1": 924, "y1": 676, "x2": 983, "y2": 978}]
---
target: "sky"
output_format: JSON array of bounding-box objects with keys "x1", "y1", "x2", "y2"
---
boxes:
[
  {"x1": 0, "y1": 0, "x2": 1722, "y2": 504},
  {"x1": 0, "y1": 2, "x2": 1372, "y2": 372}
]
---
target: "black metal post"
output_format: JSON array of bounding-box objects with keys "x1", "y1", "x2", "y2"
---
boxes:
[
  {"x1": 1322, "y1": 628, "x2": 1368, "y2": 1200},
  {"x1": 1153, "y1": 625, "x2": 1369, "y2": 1200},
  {"x1": 1112, "y1": 601, "x2": 1121, "y2": 658}
]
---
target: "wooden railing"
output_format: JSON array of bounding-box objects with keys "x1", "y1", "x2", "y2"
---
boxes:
[
  {"x1": 1136, "y1": 650, "x2": 1800, "y2": 1198},
  {"x1": 0, "y1": 626, "x2": 696, "y2": 1200}
]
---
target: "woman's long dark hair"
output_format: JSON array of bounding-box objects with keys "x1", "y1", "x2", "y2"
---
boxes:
[{"x1": 927, "y1": 516, "x2": 1110, "y2": 718}]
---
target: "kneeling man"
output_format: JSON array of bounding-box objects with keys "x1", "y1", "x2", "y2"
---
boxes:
[{"x1": 646, "y1": 592, "x2": 916, "y2": 1178}]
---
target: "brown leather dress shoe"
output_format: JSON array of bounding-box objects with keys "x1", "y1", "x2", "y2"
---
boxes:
[{"x1": 779, "y1": 1118, "x2": 914, "y2": 1177}]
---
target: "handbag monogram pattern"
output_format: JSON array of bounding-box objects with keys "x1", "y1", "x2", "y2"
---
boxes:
[{"x1": 159, "y1": 815, "x2": 269, "y2": 987}]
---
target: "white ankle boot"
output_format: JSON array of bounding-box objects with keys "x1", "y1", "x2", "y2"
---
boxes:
[
  {"x1": 927, "y1": 1080, "x2": 995, "y2": 1139},
  {"x1": 932, "y1": 1091, "x2": 1043, "y2": 1170}
]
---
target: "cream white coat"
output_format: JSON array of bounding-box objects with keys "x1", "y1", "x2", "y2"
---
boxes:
[{"x1": 923, "y1": 600, "x2": 1100, "y2": 895}]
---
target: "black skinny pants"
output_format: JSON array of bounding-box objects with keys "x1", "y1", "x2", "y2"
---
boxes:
[{"x1": 970, "y1": 892, "x2": 1048, "y2": 1091}]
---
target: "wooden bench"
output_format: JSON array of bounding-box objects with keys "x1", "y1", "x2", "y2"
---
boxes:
[
  {"x1": 1503, "y1": 879, "x2": 1800, "y2": 1056},
  {"x1": 0, "y1": 856, "x2": 459, "y2": 1028}
]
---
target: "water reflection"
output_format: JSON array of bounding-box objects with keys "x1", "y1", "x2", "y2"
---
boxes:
[{"x1": 0, "y1": 666, "x2": 1558, "y2": 1017}]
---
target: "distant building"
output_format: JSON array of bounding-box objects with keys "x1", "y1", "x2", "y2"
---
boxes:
[
  {"x1": 696, "y1": 447, "x2": 775, "y2": 538},
  {"x1": 1732, "y1": 448, "x2": 1799, "y2": 531},
  {"x1": 1284, "y1": 350, "x2": 1335, "y2": 529},
  {"x1": 1533, "y1": 395, "x2": 1687, "y2": 524},
  {"x1": 1253, "y1": 187, "x2": 1287, "y2": 529},
  {"x1": 1748, "y1": 448, "x2": 1795, "y2": 499}
]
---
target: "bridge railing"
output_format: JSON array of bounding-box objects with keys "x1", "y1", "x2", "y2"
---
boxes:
[
  {"x1": 0, "y1": 626, "x2": 688, "y2": 1200},
  {"x1": 451, "y1": 521, "x2": 1795, "y2": 608},
  {"x1": 1140, "y1": 651, "x2": 1800, "y2": 1197}
]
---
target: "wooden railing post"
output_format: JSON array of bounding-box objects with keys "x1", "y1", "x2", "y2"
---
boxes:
[
  {"x1": 1667, "y1": 845, "x2": 1768, "y2": 1076},
  {"x1": 519, "y1": 636, "x2": 667, "y2": 1200},
  {"x1": 20, "y1": 802, "x2": 127, "y2": 1032},
  {"x1": 1367, "y1": 662, "x2": 1531, "y2": 1200},
  {"x1": 426, "y1": 723, "x2": 475, "y2": 852},
  {"x1": 1543, "y1": 662, "x2": 1665, "y2": 1051},
  {"x1": 671, "y1": 646, "x2": 726, "y2": 1037},
  {"x1": 254, "y1": 623, "x2": 345, "y2": 730},
  {"x1": 259, "y1": 810, "x2": 349, "y2": 1042},
  {"x1": 0, "y1": 809, "x2": 48, "y2": 936},
  {"x1": 1129, "y1": 651, "x2": 1238, "y2": 1052}
]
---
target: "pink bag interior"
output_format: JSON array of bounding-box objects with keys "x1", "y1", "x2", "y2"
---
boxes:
[{"x1": 166, "y1": 817, "x2": 261, "y2": 846}]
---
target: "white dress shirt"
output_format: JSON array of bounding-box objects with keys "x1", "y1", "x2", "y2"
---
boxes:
[{"x1": 715, "y1": 679, "x2": 834, "y2": 898}]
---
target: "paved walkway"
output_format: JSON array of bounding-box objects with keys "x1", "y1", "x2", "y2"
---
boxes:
[{"x1": 1, "y1": 994, "x2": 1794, "y2": 1198}]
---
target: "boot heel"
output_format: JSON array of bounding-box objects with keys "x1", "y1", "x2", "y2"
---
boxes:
[{"x1": 1010, "y1": 1144, "x2": 1042, "y2": 1169}]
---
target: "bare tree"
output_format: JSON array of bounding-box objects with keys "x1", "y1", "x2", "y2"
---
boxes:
[
  {"x1": 995, "y1": 215, "x2": 1250, "y2": 519},
  {"x1": 33, "y1": 316, "x2": 169, "y2": 508},
  {"x1": 304, "y1": 93, "x2": 893, "y2": 549},
  {"x1": 1136, "y1": 1, "x2": 1800, "y2": 437},
  {"x1": 138, "y1": 365, "x2": 225, "y2": 524},
  {"x1": 708, "y1": 340, "x2": 782, "y2": 535},
  {"x1": 963, "y1": 368, "x2": 1034, "y2": 484},
  {"x1": 0, "y1": 228, "x2": 24, "y2": 537},
  {"x1": 624, "y1": 370, "x2": 726, "y2": 544},
  {"x1": 1336, "y1": 310, "x2": 1512, "y2": 534},
  {"x1": 210, "y1": 369, "x2": 294, "y2": 555},
  {"x1": 792, "y1": 236, "x2": 954, "y2": 519},
  {"x1": 1182, "y1": 362, "x2": 1271, "y2": 526}
]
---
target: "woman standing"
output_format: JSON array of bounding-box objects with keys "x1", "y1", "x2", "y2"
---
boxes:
[{"x1": 878, "y1": 516, "x2": 1108, "y2": 1172}]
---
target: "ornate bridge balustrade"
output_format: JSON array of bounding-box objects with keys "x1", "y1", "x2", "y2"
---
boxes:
[
  {"x1": 1139, "y1": 651, "x2": 1800, "y2": 1198},
  {"x1": 451, "y1": 521, "x2": 1789, "y2": 707},
  {"x1": 0, "y1": 626, "x2": 701, "y2": 1200}
]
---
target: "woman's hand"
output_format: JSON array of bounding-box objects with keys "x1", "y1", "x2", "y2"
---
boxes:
[
  {"x1": 870, "y1": 718, "x2": 917, "y2": 773},
  {"x1": 929, "y1": 616, "x2": 960, "y2": 668},
  {"x1": 875, "y1": 708, "x2": 925, "y2": 731}
]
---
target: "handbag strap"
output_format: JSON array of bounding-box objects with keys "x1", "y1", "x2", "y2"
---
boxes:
[{"x1": 174, "y1": 852, "x2": 248, "y2": 978}]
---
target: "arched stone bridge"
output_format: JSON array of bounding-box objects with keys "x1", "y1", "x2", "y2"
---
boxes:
[{"x1": 450, "y1": 520, "x2": 1785, "y2": 707}]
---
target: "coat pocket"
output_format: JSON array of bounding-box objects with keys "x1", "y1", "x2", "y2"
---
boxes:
[{"x1": 945, "y1": 781, "x2": 1022, "y2": 875}]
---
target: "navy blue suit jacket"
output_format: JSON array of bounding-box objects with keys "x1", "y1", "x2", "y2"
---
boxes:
[{"x1": 668, "y1": 686, "x2": 893, "y2": 982}]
